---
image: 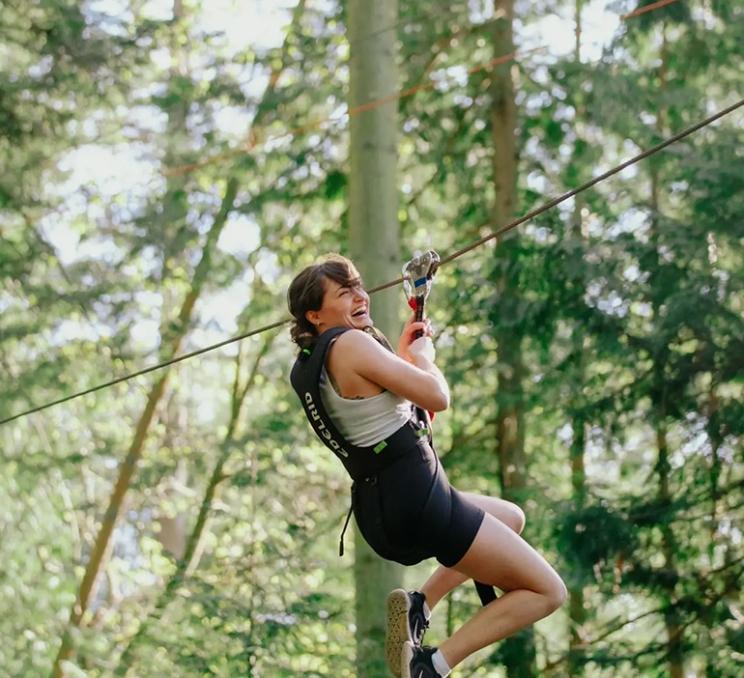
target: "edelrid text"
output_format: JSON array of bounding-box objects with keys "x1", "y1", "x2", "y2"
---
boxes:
[{"x1": 305, "y1": 392, "x2": 349, "y2": 457}]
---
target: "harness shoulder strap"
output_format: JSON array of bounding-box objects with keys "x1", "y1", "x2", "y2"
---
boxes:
[
  {"x1": 290, "y1": 327, "x2": 367, "y2": 464},
  {"x1": 290, "y1": 327, "x2": 426, "y2": 559},
  {"x1": 290, "y1": 327, "x2": 423, "y2": 478}
]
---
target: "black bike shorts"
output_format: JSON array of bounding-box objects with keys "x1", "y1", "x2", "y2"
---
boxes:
[{"x1": 351, "y1": 437, "x2": 485, "y2": 567}]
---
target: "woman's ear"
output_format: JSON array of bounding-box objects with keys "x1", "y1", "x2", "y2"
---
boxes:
[{"x1": 305, "y1": 309, "x2": 320, "y2": 327}]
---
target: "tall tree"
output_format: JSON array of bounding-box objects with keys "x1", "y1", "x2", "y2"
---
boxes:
[
  {"x1": 348, "y1": 0, "x2": 402, "y2": 674},
  {"x1": 567, "y1": 2, "x2": 589, "y2": 673},
  {"x1": 647, "y1": 21, "x2": 684, "y2": 678},
  {"x1": 489, "y1": 0, "x2": 537, "y2": 674},
  {"x1": 50, "y1": 0, "x2": 312, "y2": 668}
]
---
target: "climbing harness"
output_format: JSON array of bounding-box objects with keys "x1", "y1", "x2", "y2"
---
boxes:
[{"x1": 290, "y1": 326, "x2": 426, "y2": 557}]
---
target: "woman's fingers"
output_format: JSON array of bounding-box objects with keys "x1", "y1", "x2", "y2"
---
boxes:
[
  {"x1": 416, "y1": 320, "x2": 433, "y2": 337},
  {"x1": 404, "y1": 320, "x2": 433, "y2": 337},
  {"x1": 406, "y1": 321, "x2": 427, "y2": 338},
  {"x1": 398, "y1": 317, "x2": 434, "y2": 360}
]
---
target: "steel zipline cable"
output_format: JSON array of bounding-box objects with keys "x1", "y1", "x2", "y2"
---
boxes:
[
  {"x1": 2, "y1": 97, "x2": 741, "y2": 427},
  {"x1": 370, "y1": 98, "x2": 744, "y2": 291}
]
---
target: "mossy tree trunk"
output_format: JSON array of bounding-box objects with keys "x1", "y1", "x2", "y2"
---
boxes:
[
  {"x1": 51, "y1": 0, "x2": 306, "y2": 671},
  {"x1": 348, "y1": 0, "x2": 402, "y2": 674},
  {"x1": 490, "y1": 0, "x2": 537, "y2": 675},
  {"x1": 568, "y1": 1, "x2": 588, "y2": 673}
]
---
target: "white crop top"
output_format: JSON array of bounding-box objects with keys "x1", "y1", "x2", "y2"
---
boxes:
[{"x1": 319, "y1": 365, "x2": 411, "y2": 447}]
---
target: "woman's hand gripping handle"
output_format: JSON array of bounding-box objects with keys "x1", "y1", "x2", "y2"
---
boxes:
[
  {"x1": 397, "y1": 313, "x2": 444, "y2": 418},
  {"x1": 397, "y1": 313, "x2": 435, "y2": 365}
]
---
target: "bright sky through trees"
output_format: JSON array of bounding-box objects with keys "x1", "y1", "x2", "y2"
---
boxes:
[
  {"x1": 44, "y1": 0, "x2": 621, "y2": 348},
  {"x1": 5, "y1": 1, "x2": 743, "y2": 674}
]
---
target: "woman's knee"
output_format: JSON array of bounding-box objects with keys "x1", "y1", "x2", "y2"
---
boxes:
[
  {"x1": 510, "y1": 503, "x2": 526, "y2": 535},
  {"x1": 463, "y1": 493, "x2": 526, "y2": 534},
  {"x1": 499, "y1": 500, "x2": 526, "y2": 535},
  {"x1": 540, "y1": 577, "x2": 568, "y2": 614}
]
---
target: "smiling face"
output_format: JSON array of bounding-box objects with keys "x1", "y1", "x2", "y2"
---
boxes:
[{"x1": 305, "y1": 277, "x2": 372, "y2": 333}]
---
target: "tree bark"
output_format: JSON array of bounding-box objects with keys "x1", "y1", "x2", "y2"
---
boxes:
[
  {"x1": 348, "y1": 0, "x2": 402, "y2": 674},
  {"x1": 568, "y1": 3, "x2": 588, "y2": 673},
  {"x1": 654, "y1": 420, "x2": 684, "y2": 678},
  {"x1": 490, "y1": 1, "x2": 537, "y2": 675},
  {"x1": 52, "y1": 1, "x2": 306, "y2": 671},
  {"x1": 567, "y1": 411, "x2": 588, "y2": 675}
]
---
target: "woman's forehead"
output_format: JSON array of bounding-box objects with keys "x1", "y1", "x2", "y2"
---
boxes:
[
  {"x1": 324, "y1": 277, "x2": 362, "y2": 293},
  {"x1": 324, "y1": 278, "x2": 343, "y2": 293}
]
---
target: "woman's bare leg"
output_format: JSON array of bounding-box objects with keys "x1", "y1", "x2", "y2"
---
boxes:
[
  {"x1": 419, "y1": 566, "x2": 470, "y2": 609},
  {"x1": 437, "y1": 514, "x2": 567, "y2": 668},
  {"x1": 420, "y1": 493, "x2": 526, "y2": 610}
]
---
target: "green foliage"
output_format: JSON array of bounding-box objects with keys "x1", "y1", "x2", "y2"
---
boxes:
[
  {"x1": 1, "y1": 0, "x2": 743, "y2": 676},
  {"x1": 556, "y1": 501, "x2": 639, "y2": 572}
]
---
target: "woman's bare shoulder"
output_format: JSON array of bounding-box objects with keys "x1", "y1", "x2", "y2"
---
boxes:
[{"x1": 333, "y1": 328, "x2": 381, "y2": 353}]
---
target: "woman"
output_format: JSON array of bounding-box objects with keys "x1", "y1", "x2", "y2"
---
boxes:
[{"x1": 287, "y1": 254, "x2": 567, "y2": 678}]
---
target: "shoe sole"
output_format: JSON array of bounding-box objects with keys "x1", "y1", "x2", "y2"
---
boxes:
[
  {"x1": 400, "y1": 640, "x2": 416, "y2": 678},
  {"x1": 385, "y1": 589, "x2": 412, "y2": 678}
]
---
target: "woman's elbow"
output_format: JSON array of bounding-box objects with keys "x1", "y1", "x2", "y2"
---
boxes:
[
  {"x1": 428, "y1": 387, "x2": 450, "y2": 412},
  {"x1": 410, "y1": 374, "x2": 449, "y2": 411}
]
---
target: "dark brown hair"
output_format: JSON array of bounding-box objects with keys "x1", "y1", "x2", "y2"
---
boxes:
[{"x1": 287, "y1": 254, "x2": 363, "y2": 348}]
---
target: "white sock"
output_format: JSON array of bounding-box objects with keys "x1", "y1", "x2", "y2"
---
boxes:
[
  {"x1": 423, "y1": 600, "x2": 432, "y2": 620},
  {"x1": 431, "y1": 649, "x2": 451, "y2": 677}
]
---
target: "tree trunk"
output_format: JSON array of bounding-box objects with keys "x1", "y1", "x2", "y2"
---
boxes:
[
  {"x1": 568, "y1": 3, "x2": 588, "y2": 673},
  {"x1": 52, "y1": 177, "x2": 239, "y2": 678},
  {"x1": 155, "y1": 456, "x2": 188, "y2": 561},
  {"x1": 348, "y1": 0, "x2": 401, "y2": 674},
  {"x1": 650, "y1": 28, "x2": 684, "y2": 676},
  {"x1": 158, "y1": 3, "x2": 192, "y2": 553},
  {"x1": 52, "y1": 1, "x2": 305, "y2": 670},
  {"x1": 654, "y1": 420, "x2": 684, "y2": 678},
  {"x1": 490, "y1": 0, "x2": 536, "y2": 675},
  {"x1": 706, "y1": 383, "x2": 723, "y2": 554},
  {"x1": 650, "y1": 172, "x2": 684, "y2": 678},
  {"x1": 567, "y1": 411, "x2": 588, "y2": 676}
]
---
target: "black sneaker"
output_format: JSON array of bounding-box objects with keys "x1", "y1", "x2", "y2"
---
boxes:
[
  {"x1": 385, "y1": 589, "x2": 430, "y2": 677},
  {"x1": 401, "y1": 641, "x2": 441, "y2": 678}
]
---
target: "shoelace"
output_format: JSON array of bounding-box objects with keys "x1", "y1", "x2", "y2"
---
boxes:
[{"x1": 413, "y1": 615, "x2": 430, "y2": 643}]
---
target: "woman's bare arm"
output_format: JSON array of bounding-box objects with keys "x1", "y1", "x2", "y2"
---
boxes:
[{"x1": 335, "y1": 329, "x2": 449, "y2": 412}]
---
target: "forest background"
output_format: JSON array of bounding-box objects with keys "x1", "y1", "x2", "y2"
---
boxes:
[{"x1": 1, "y1": 0, "x2": 742, "y2": 676}]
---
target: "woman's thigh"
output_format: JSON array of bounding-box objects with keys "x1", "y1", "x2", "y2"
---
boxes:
[
  {"x1": 452, "y1": 513, "x2": 565, "y2": 597},
  {"x1": 460, "y1": 491, "x2": 525, "y2": 534}
]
